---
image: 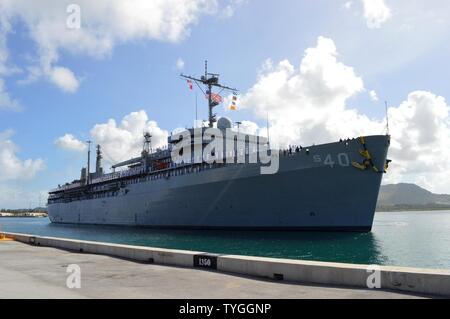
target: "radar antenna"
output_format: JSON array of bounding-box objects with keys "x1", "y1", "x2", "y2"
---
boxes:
[{"x1": 181, "y1": 60, "x2": 239, "y2": 128}]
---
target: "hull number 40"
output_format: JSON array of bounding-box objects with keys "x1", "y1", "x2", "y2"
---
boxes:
[{"x1": 313, "y1": 153, "x2": 350, "y2": 168}]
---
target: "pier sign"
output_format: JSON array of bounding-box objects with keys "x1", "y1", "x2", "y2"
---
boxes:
[{"x1": 194, "y1": 255, "x2": 217, "y2": 270}]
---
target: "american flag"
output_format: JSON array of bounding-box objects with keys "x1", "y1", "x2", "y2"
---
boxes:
[{"x1": 205, "y1": 93, "x2": 223, "y2": 104}]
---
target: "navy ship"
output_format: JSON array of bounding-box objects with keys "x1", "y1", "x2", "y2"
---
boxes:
[{"x1": 48, "y1": 63, "x2": 391, "y2": 232}]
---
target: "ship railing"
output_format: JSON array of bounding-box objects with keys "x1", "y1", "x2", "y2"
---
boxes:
[
  {"x1": 51, "y1": 182, "x2": 83, "y2": 192},
  {"x1": 54, "y1": 150, "x2": 275, "y2": 192},
  {"x1": 90, "y1": 167, "x2": 146, "y2": 185}
]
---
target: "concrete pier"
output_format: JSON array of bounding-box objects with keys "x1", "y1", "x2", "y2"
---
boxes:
[{"x1": 1, "y1": 232, "x2": 449, "y2": 299}]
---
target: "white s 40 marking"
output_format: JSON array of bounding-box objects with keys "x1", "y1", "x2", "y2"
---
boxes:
[{"x1": 313, "y1": 153, "x2": 350, "y2": 168}]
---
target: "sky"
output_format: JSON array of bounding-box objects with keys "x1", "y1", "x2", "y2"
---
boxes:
[{"x1": 1, "y1": 0, "x2": 450, "y2": 208}]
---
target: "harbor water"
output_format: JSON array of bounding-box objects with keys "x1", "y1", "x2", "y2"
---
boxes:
[{"x1": 1, "y1": 211, "x2": 449, "y2": 270}]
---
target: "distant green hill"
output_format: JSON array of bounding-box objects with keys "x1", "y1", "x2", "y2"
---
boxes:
[{"x1": 377, "y1": 183, "x2": 450, "y2": 211}]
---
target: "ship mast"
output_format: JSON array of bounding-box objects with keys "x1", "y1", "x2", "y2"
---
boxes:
[
  {"x1": 143, "y1": 132, "x2": 152, "y2": 154},
  {"x1": 86, "y1": 140, "x2": 92, "y2": 185},
  {"x1": 181, "y1": 61, "x2": 238, "y2": 128}
]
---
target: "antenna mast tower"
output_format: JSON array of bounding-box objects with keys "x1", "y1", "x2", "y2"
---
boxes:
[{"x1": 181, "y1": 61, "x2": 238, "y2": 128}]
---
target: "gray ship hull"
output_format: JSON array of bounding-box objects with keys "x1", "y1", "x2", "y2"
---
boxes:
[{"x1": 48, "y1": 135, "x2": 390, "y2": 232}]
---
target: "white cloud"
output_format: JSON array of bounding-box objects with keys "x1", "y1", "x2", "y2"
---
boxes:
[
  {"x1": 0, "y1": 11, "x2": 21, "y2": 110},
  {"x1": 176, "y1": 58, "x2": 185, "y2": 70},
  {"x1": 344, "y1": 1, "x2": 353, "y2": 10},
  {"x1": 0, "y1": 12, "x2": 10, "y2": 76},
  {"x1": 55, "y1": 134, "x2": 86, "y2": 152},
  {"x1": 0, "y1": 79, "x2": 21, "y2": 111},
  {"x1": 90, "y1": 110, "x2": 169, "y2": 166},
  {"x1": 1, "y1": 0, "x2": 225, "y2": 93},
  {"x1": 240, "y1": 36, "x2": 369, "y2": 148},
  {"x1": 239, "y1": 36, "x2": 450, "y2": 193},
  {"x1": 0, "y1": 130, "x2": 45, "y2": 181},
  {"x1": 362, "y1": 0, "x2": 392, "y2": 29},
  {"x1": 383, "y1": 91, "x2": 450, "y2": 193},
  {"x1": 0, "y1": 12, "x2": 22, "y2": 78},
  {"x1": 369, "y1": 90, "x2": 379, "y2": 101},
  {"x1": 49, "y1": 66, "x2": 79, "y2": 93}
]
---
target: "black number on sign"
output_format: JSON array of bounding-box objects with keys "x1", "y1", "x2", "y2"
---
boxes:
[{"x1": 194, "y1": 255, "x2": 217, "y2": 270}]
